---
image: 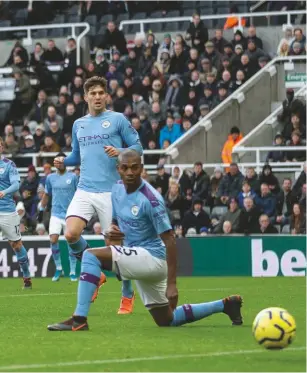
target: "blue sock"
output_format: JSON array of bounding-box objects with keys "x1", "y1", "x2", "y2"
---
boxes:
[
  {"x1": 15, "y1": 246, "x2": 30, "y2": 278},
  {"x1": 74, "y1": 250, "x2": 102, "y2": 317},
  {"x1": 69, "y1": 236, "x2": 88, "y2": 260},
  {"x1": 122, "y1": 280, "x2": 134, "y2": 298},
  {"x1": 171, "y1": 300, "x2": 224, "y2": 326},
  {"x1": 51, "y1": 243, "x2": 62, "y2": 270},
  {"x1": 68, "y1": 245, "x2": 77, "y2": 274}
]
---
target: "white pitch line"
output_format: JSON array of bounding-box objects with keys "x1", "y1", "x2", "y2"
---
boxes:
[
  {"x1": 0, "y1": 346, "x2": 305, "y2": 371},
  {"x1": 0, "y1": 288, "x2": 232, "y2": 298}
]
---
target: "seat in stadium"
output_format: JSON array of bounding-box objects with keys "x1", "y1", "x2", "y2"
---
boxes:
[
  {"x1": 182, "y1": 1, "x2": 198, "y2": 9},
  {"x1": 150, "y1": 11, "x2": 164, "y2": 19},
  {"x1": 183, "y1": 8, "x2": 196, "y2": 17},
  {"x1": 85, "y1": 15, "x2": 97, "y2": 27},
  {"x1": 203, "y1": 206, "x2": 211, "y2": 216},
  {"x1": 68, "y1": 4, "x2": 79, "y2": 16},
  {"x1": 14, "y1": 8, "x2": 28, "y2": 26},
  {"x1": 0, "y1": 20, "x2": 11, "y2": 40},
  {"x1": 52, "y1": 14, "x2": 65, "y2": 24},
  {"x1": 100, "y1": 14, "x2": 114, "y2": 24},
  {"x1": 167, "y1": 10, "x2": 181, "y2": 18},
  {"x1": 48, "y1": 28, "x2": 64, "y2": 38},
  {"x1": 34, "y1": 29, "x2": 48, "y2": 38},
  {"x1": 68, "y1": 15, "x2": 81, "y2": 24},
  {"x1": 131, "y1": 12, "x2": 147, "y2": 20},
  {"x1": 146, "y1": 22, "x2": 163, "y2": 33},
  {"x1": 274, "y1": 225, "x2": 281, "y2": 233},
  {"x1": 211, "y1": 206, "x2": 228, "y2": 219},
  {"x1": 198, "y1": 8, "x2": 214, "y2": 28},
  {"x1": 97, "y1": 23, "x2": 106, "y2": 35},
  {"x1": 198, "y1": 1, "x2": 213, "y2": 8},
  {"x1": 237, "y1": 4, "x2": 248, "y2": 13},
  {"x1": 282, "y1": 225, "x2": 290, "y2": 234},
  {"x1": 163, "y1": 22, "x2": 179, "y2": 31}
]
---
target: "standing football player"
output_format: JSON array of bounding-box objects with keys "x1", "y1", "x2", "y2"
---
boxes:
[
  {"x1": 38, "y1": 152, "x2": 79, "y2": 282},
  {"x1": 48, "y1": 150, "x2": 243, "y2": 331},
  {"x1": 0, "y1": 137, "x2": 32, "y2": 289},
  {"x1": 54, "y1": 76, "x2": 143, "y2": 314}
]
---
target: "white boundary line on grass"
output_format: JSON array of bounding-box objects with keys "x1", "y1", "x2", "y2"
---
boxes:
[
  {"x1": 0, "y1": 288, "x2": 232, "y2": 298},
  {"x1": 0, "y1": 347, "x2": 305, "y2": 371}
]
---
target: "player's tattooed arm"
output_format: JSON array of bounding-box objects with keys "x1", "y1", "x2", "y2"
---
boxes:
[{"x1": 160, "y1": 230, "x2": 178, "y2": 310}]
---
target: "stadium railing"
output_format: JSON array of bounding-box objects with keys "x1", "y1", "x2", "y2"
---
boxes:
[
  {"x1": 119, "y1": 9, "x2": 307, "y2": 33},
  {"x1": 0, "y1": 23, "x2": 90, "y2": 65},
  {"x1": 232, "y1": 84, "x2": 307, "y2": 165},
  {"x1": 163, "y1": 56, "x2": 306, "y2": 164}
]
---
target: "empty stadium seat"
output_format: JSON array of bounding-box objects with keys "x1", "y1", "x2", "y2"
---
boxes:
[
  {"x1": 167, "y1": 10, "x2": 181, "y2": 18},
  {"x1": 84, "y1": 15, "x2": 97, "y2": 26},
  {"x1": 33, "y1": 29, "x2": 48, "y2": 38},
  {"x1": 203, "y1": 206, "x2": 211, "y2": 216},
  {"x1": 48, "y1": 28, "x2": 64, "y2": 38},
  {"x1": 97, "y1": 23, "x2": 106, "y2": 35},
  {"x1": 150, "y1": 11, "x2": 164, "y2": 19},
  {"x1": 198, "y1": 1, "x2": 213, "y2": 8},
  {"x1": 163, "y1": 22, "x2": 179, "y2": 31},
  {"x1": 282, "y1": 225, "x2": 290, "y2": 234},
  {"x1": 182, "y1": 1, "x2": 198, "y2": 9},
  {"x1": 52, "y1": 14, "x2": 65, "y2": 24},
  {"x1": 68, "y1": 15, "x2": 81, "y2": 24},
  {"x1": 132, "y1": 12, "x2": 147, "y2": 20},
  {"x1": 0, "y1": 20, "x2": 11, "y2": 40},
  {"x1": 67, "y1": 4, "x2": 79, "y2": 16},
  {"x1": 182, "y1": 8, "x2": 196, "y2": 16},
  {"x1": 146, "y1": 23, "x2": 163, "y2": 33},
  {"x1": 14, "y1": 8, "x2": 28, "y2": 26},
  {"x1": 211, "y1": 206, "x2": 228, "y2": 219},
  {"x1": 274, "y1": 225, "x2": 281, "y2": 233},
  {"x1": 100, "y1": 14, "x2": 114, "y2": 23}
]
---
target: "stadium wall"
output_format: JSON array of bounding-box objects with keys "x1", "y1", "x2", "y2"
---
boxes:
[{"x1": 0, "y1": 236, "x2": 305, "y2": 278}]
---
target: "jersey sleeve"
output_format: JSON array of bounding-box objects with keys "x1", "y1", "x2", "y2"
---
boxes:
[
  {"x1": 8, "y1": 161, "x2": 20, "y2": 184},
  {"x1": 64, "y1": 122, "x2": 81, "y2": 166},
  {"x1": 147, "y1": 197, "x2": 172, "y2": 235},
  {"x1": 117, "y1": 114, "x2": 143, "y2": 155},
  {"x1": 45, "y1": 175, "x2": 52, "y2": 195}
]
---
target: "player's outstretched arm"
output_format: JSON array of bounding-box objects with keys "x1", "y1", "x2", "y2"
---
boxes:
[
  {"x1": 0, "y1": 180, "x2": 20, "y2": 198},
  {"x1": 160, "y1": 230, "x2": 178, "y2": 310}
]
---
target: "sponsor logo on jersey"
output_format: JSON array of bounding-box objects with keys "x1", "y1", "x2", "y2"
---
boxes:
[
  {"x1": 0, "y1": 168, "x2": 5, "y2": 174},
  {"x1": 102, "y1": 120, "x2": 111, "y2": 129},
  {"x1": 66, "y1": 179, "x2": 71, "y2": 184},
  {"x1": 78, "y1": 134, "x2": 110, "y2": 142},
  {"x1": 131, "y1": 205, "x2": 139, "y2": 216}
]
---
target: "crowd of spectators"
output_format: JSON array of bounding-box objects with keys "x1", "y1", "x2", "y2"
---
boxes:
[{"x1": 0, "y1": 1, "x2": 305, "y2": 236}]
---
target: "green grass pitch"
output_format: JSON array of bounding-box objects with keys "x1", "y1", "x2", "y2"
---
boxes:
[{"x1": 0, "y1": 277, "x2": 305, "y2": 372}]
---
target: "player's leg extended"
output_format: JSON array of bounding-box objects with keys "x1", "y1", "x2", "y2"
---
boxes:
[
  {"x1": 95, "y1": 192, "x2": 134, "y2": 313},
  {"x1": 47, "y1": 247, "x2": 112, "y2": 331},
  {"x1": 149, "y1": 296, "x2": 243, "y2": 327},
  {"x1": 10, "y1": 240, "x2": 32, "y2": 289},
  {"x1": 62, "y1": 220, "x2": 77, "y2": 281},
  {"x1": 50, "y1": 234, "x2": 62, "y2": 281}
]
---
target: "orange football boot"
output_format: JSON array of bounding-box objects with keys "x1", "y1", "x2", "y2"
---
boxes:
[
  {"x1": 91, "y1": 272, "x2": 107, "y2": 303},
  {"x1": 117, "y1": 292, "x2": 136, "y2": 314}
]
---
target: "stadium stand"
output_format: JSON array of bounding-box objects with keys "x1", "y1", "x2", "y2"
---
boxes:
[{"x1": 0, "y1": 1, "x2": 306, "y2": 236}]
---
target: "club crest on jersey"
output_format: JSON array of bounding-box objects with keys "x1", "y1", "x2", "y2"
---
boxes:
[
  {"x1": 66, "y1": 179, "x2": 72, "y2": 184},
  {"x1": 131, "y1": 205, "x2": 139, "y2": 216},
  {"x1": 102, "y1": 120, "x2": 111, "y2": 129},
  {"x1": 0, "y1": 168, "x2": 5, "y2": 174}
]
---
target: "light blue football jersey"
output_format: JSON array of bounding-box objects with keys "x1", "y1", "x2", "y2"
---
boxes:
[
  {"x1": 111, "y1": 180, "x2": 172, "y2": 260},
  {"x1": 64, "y1": 110, "x2": 143, "y2": 193},
  {"x1": 0, "y1": 157, "x2": 20, "y2": 213},
  {"x1": 45, "y1": 171, "x2": 78, "y2": 220}
]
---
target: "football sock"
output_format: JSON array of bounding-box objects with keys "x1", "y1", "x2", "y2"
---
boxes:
[
  {"x1": 170, "y1": 300, "x2": 224, "y2": 326},
  {"x1": 51, "y1": 243, "x2": 62, "y2": 270},
  {"x1": 68, "y1": 245, "x2": 77, "y2": 274},
  {"x1": 69, "y1": 236, "x2": 88, "y2": 260},
  {"x1": 74, "y1": 250, "x2": 101, "y2": 317},
  {"x1": 15, "y1": 246, "x2": 30, "y2": 278},
  {"x1": 122, "y1": 280, "x2": 134, "y2": 298}
]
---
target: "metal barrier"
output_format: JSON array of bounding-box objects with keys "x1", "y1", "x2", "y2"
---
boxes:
[
  {"x1": 119, "y1": 9, "x2": 306, "y2": 33},
  {"x1": 0, "y1": 23, "x2": 90, "y2": 65}
]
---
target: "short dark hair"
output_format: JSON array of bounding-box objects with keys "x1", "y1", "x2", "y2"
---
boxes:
[
  {"x1": 56, "y1": 152, "x2": 66, "y2": 158},
  {"x1": 283, "y1": 178, "x2": 292, "y2": 183},
  {"x1": 84, "y1": 76, "x2": 107, "y2": 94},
  {"x1": 194, "y1": 161, "x2": 203, "y2": 167},
  {"x1": 294, "y1": 28, "x2": 303, "y2": 34}
]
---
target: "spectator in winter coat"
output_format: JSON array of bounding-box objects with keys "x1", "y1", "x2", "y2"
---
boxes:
[
  {"x1": 99, "y1": 21, "x2": 128, "y2": 55},
  {"x1": 20, "y1": 134, "x2": 37, "y2": 154},
  {"x1": 293, "y1": 162, "x2": 306, "y2": 197},
  {"x1": 247, "y1": 26, "x2": 263, "y2": 50},
  {"x1": 169, "y1": 44, "x2": 187, "y2": 75},
  {"x1": 259, "y1": 164, "x2": 280, "y2": 195},
  {"x1": 274, "y1": 178, "x2": 295, "y2": 226},
  {"x1": 182, "y1": 199, "x2": 211, "y2": 235},
  {"x1": 165, "y1": 183, "x2": 185, "y2": 225},
  {"x1": 290, "y1": 28, "x2": 306, "y2": 51},
  {"x1": 290, "y1": 203, "x2": 306, "y2": 234},
  {"x1": 214, "y1": 197, "x2": 241, "y2": 233},
  {"x1": 207, "y1": 166, "x2": 223, "y2": 208},
  {"x1": 229, "y1": 70, "x2": 246, "y2": 92},
  {"x1": 26, "y1": 90, "x2": 49, "y2": 124},
  {"x1": 240, "y1": 54, "x2": 258, "y2": 80},
  {"x1": 4, "y1": 134, "x2": 19, "y2": 157},
  {"x1": 165, "y1": 75, "x2": 184, "y2": 111},
  {"x1": 211, "y1": 29, "x2": 230, "y2": 54},
  {"x1": 44, "y1": 105, "x2": 63, "y2": 131},
  {"x1": 185, "y1": 13, "x2": 209, "y2": 53},
  {"x1": 212, "y1": 81, "x2": 229, "y2": 108},
  {"x1": 239, "y1": 197, "x2": 261, "y2": 234},
  {"x1": 246, "y1": 39, "x2": 267, "y2": 67},
  {"x1": 221, "y1": 126, "x2": 243, "y2": 167},
  {"x1": 42, "y1": 39, "x2": 63, "y2": 64},
  {"x1": 159, "y1": 115, "x2": 181, "y2": 148},
  {"x1": 257, "y1": 183, "x2": 276, "y2": 218},
  {"x1": 266, "y1": 134, "x2": 286, "y2": 162},
  {"x1": 217, "y1": 163, "x2": 244, "y2": 204},
  {"x1": 132, "y1": 92, "x2": 150, "y2": 117},
  {"x1": 286, "y1": 131, "x2": 306, "y2": 162},
  {"x1": 155, "y1": 165, "x2": 171, "y2": 196},
  {"x1": 245, "y1": 167, "x2": 260, "y2": 193},
  {"x1": 157, "y1": 34, "x2": 174, "y2": 62},
  {"x1": 202, "y1": 41, "x2": 221, "y2": 70},
  {"x1": 256, "y1": 214, "x2": 279, "y2": 234},
  {"x1": 190, "y1": 162, "x2": 210, "y2": 201},
  {"x1": 238, "y1": 181, "x2": 257, "y2": 208},
  {"x1": 231, "y1": 30, "x2": 247, "y2": 51},
  {"x1": 282, "y1": 113, "x2": 306, "y2": 141},
  {"x1": 93, "y1": 49, "x2": 109, "y2": 76}
]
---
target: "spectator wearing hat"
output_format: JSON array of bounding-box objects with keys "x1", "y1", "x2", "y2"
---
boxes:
[
  {"x1": 183, "y1": 105, "x2": 197, "y2": 125},
  {"x1": 217, "y1": 163, "x2": 244, "y2": 205},
  {"x1": 165, "y1": 75, "x2": 184, "y2": 111},
  {"x1": 278, "y1": 89, "x2": 305, "y2": 126},
  {"x1": 132, "y1": 90, "x2": 150, "y2": 117},
  {"x1": 212, "y1": 81, "x2": 229, "y2": 108},
  {"x1": 155, "y1": 165, "x2": 170, "y2": 196},
  {"x1": 258, "y1": 55, "x2": 270, "y2": 69},
  {"x1": 223, "y1": 43, "x2": 234, "y2": 60},
  {"x1": 266, "y1": 134, "x2": 286, "y2": 162},
  {"x1": 185, "y1": 13, "x2": 209, "y2": 53},
  {"x1": 146, "y1": 33, "x2": 160, "y2": 58},
  {"x1": 98, "y1": 21, "x2": 128, "y2": 56},
  {"x1": 238, "y1": 181, "x2": 258, "y2": 209},
  {"x1": 231, "y1": 30, "x2": 247, "y2": 51},
  {"x1": 256, "y1": 214, "x2": 278, "y2": 234},
  {"x1": 159, "y1": 115, "x2": 181, "y2": 148},
  {"x1": 211, "y1": 28, "x2": 230, "y2": 55},
  {"x1": 230, "y1": 44, "x2": 244, "y2": 74},
  {"x1": 239, "y1": 197, "x2": 261, "y2": 234},
  {"x1": 157, "y1": 34, "x2": 174, "y2": 61},
  {"x1": 169, "y1": 43, "x2": 186, "y2": 75},
  {"x1": 198, "y1": 104, "x2": 210, "y2": 121},
  {"x1": 217, "y1": 56, "x2": 232, "y2": 81},
  {"x1": 257, "y1": 183, "x2": 277, "y2": 218},
  {"x1": 259, "y1": 164, "x2": 280, "y2": 195},
  {"x1": 247, "y1": 26, "x2": 263, "y2": 50},
  {"x1": 198, "y1": 84, "x2": 214, "y2": 109},
  {"x1": 199, "y1": 58, "x2": 218, "y2": 84},
  {"x1": 213, "y1": 197, "x2": 241, "y2": 233},
  {"x1": 246, "y1": 39, "x2": 267, "y2": 68},
  {"x1": 221, "y1": 127, "x2": 243, "y2": 167},
  {"x1": 3, "y1": 134, "x2": 19, "y2": 157},
  {"x1": 182, "y1": 199, "x2": 211, "y2": 236},
  {"x1": 20, "y1": 134, "x2": 37, "y2": 154},
  {"x1": 134, "y1": 33, "x2": 146, "y2": 62},
  {"x1": 202, "y1": 41, "x2": 221, "y2": 70},
  {"x1": 207, "y1": 166, "x2": 223, "y2": 208},
  {"x1": 190, "y1": 161, "x2": 210, "y2": 201},
  {"x1": 290, "y1": 28, "x2": 306, "y2": 52}
]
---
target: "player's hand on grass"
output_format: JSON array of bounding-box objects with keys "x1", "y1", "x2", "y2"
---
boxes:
[
  {"x1": 0, "y1": 191, "x2": 5, "y2": 199},
  {"x1": 54, "y1": 156, "x2": 65, "y2": 169},
  {"x1": 104, "y1": 146, "x2": 120, "y2": 158},
  {"x1": 166, "y1": 283, "x2": 178, "y2": 311}
]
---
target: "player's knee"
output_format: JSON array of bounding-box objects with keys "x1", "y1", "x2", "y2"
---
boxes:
[
  {"x1": 10, "y1": 240, "x2": 22, "y2": 251},
  {"x1": 154, "y1": 318, "x2": 172, "y2": 327},
  {"x1": 65, "y1": 229, "x2": 80, "y2": 243},
  {"x1": 50, "y1": 235, "x2": 58, "y2": 244}
]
